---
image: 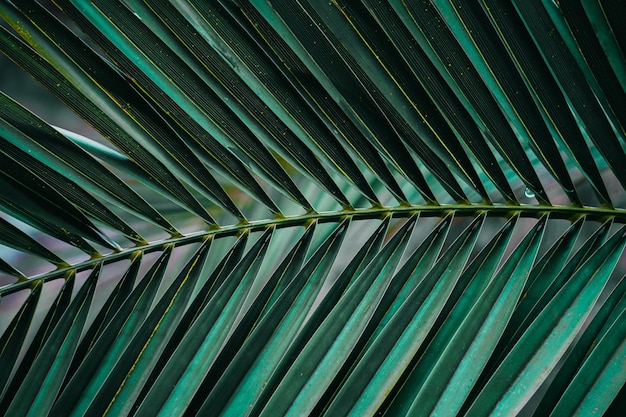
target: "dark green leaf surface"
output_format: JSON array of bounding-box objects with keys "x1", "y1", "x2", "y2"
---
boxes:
[
  {"x1": 0, "y1": 91, "x2": 174, "y2": 236},
  {"x1": 384, "y1": 215, "x2": 518, "y2": 415},
  {"x1": 249, "y1": 217, "x2": 392, "y2": 417},
  {"x1": 134, "y1": 228, "x2": 273, "y2": 416},
  {"x1": 0, "y1": 1, "x2": 625, "y2": 416},
  {"x1": 170, "y1": 223, "x2": 317, "y2": 417},
  {"x1": 403, "y1": 217, "x2": 544, "y2": 417},
  {"x1": 140, "y1": 233, "x2": 248, "y2": 383},
  {"x1": 549, "y1": 302, "x2": 626, "y2": 416},
  {"x1": 256, "y1": 215, "x2": 418, "y2": 416},
  {"x1": 66, "y1": 253, "x2": 142, "y2": 379},
  {"x1": 0, "y1": 161, "x2": 108, "y2": 254},
  {"x1": 247, "y1": 1, "x2": 441, "y2": 203},
  {"x1": 435, "y1": 0, "x2": 579, "y2": 205},
  {"x1": 535, "y1": 273, "x2": 626, "y2": 415},
  {"x1": 0, "y1": 135, "x2": 137, "y2": 246},
  {"x1": 49, "y1": 0, "x2": 285, "y2": 215},
  {"x1": 236, "y1": 1, "x2": 409, "y2": 204},
  {"x1": 83, "y1": 241, "x2": 211, "y2": 417},
  {"x1": 135, "y1": 0, "x2": 349, "y2": 209},
  {"x1": 491, "y1": 217, "x2": 612, "y2": 371},
  {"x1": 480, "y1": 0, "x2": 612, "y2": 205},
  {"x1": 393, "y1": 1, "x2": 550, "y2": 204},
  {"x1": 513, "y1": 0, "x2": 626, "y2": 194},
  {"x1": 363, "y1": 0, "x2": 517, "y2": 203},
  {"x1": 0, "y1": 283, "x2": 41, "y2": 396},
  {"x1": 0, "y1": 275, "x2": 74, "y2": 412},
  {"x1": 553, "y1": 0, "x2": 626, "y2": 135},
  {"x1": 0, "y1": 22, "x2": 217, "y2": 225},
  {"x1": 318, "y1": 215, "x2": 484, "y2": 417},
  {"x1": 5, "y1": 266, "x2": 99, "y2": 417},
  {"x1": 51, "y1": 247, "x2": 173, "y2": 417},
  {"x1": 0, "y1": 217, "x2": 66, "y2": 266},
  {"x1": 465, "y1": 225, "x2": 626, "y2": 416},
  {"x1": 198, "y1": 219, "x2": 349, "y2": 416},
  {"x1": 334, "y1": 0, "x2": 490, "y2": 201}
]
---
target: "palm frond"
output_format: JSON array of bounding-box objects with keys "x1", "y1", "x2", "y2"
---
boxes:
[{"x1": 1, "y1": 1, "x2": 625, "y2": 416}]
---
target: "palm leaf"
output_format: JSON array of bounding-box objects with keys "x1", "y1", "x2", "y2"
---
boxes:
[{"x1": 0, "y1": 1, "x2": 625, "y2": 416}]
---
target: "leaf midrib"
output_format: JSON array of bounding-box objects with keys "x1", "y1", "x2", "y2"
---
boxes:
[{"x1": 2, "y1": 202, "x2": 624, "y2": 297}]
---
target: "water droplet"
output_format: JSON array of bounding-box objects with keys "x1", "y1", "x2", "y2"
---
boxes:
[{"x1": 524, "y1": 188, "x2": 536, "y2": 198}]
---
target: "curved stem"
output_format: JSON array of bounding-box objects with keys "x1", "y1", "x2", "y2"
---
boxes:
[{"x1": 1, "y1": 203, "x2": 624, "y2": 296}]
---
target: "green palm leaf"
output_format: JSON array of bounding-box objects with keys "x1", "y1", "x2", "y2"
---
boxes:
[{"x1": 1, "y1": 1, "x2": 625, "y2": 416}]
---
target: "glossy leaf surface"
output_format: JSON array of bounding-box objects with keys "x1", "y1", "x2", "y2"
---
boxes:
[{"x1": 0, "y1": 1, "x2": 625, "y2": 416}]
